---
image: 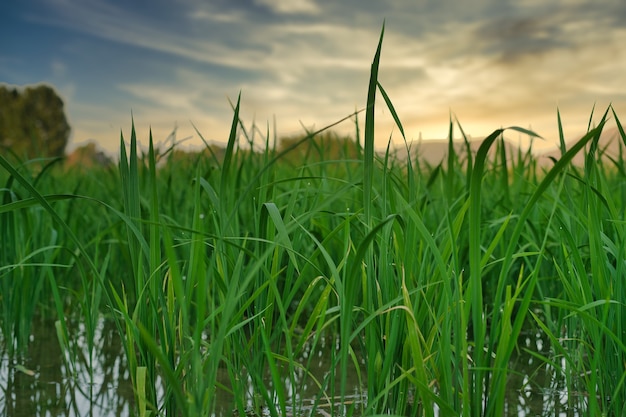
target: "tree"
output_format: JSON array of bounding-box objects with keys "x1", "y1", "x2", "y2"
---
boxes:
[
  {"x1": 64, "y1": 142, "x2": 113, "y2": 171},
  {"x1": 0, "y1": 84, "x2": 71, "y2": 158}
]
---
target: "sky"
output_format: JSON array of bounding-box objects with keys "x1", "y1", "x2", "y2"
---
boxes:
[{"x1": 2, "y1": 0, "x2": 626, "y2": 156}]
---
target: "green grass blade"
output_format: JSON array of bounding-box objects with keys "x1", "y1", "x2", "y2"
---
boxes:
[
  {"x1": 363, "y1": 23, "x2": 384, "y2": 227},
  {"x1": 377, "y1": 81, "x2": 405, "y2": 141}
]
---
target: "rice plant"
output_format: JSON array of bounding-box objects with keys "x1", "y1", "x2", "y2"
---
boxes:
[{"x1": 1, "y1": 26, "x2": 626, "y2": 417}]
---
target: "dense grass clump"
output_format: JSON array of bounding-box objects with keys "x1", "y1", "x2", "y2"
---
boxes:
[{"x1": 2, "y1": 28, "x2": 626, "y2": 417}]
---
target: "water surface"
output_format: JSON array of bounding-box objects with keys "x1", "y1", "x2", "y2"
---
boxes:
[{"x1": 0, "y1": 319, "x2": 583, "y2": 416}]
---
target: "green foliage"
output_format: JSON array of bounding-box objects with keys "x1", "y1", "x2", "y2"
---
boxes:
[
  {"x1": 2, "y1": 32, "x2": 626, "y2": 417},
  {"x1": 0, "y1": 84, "x2": 71, "y2": 159}
]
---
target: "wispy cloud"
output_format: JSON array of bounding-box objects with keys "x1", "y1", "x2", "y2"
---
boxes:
[
  {"x1": 254, "y1": 0, "x2": 320, "y2": 15},
  {"x1": 7, "y1": 0, "x2": 626, "y2": 154}
]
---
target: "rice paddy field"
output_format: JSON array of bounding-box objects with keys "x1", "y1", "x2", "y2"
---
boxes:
[{"x1": 2, "y1": 31, "x2": 626, "y2": 416}]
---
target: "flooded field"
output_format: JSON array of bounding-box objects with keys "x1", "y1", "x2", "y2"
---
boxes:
[
  {"x1": 2, "y1": 94, "x2": 624, "y2": 415},
  {"x1": 0, "y1": 318, "x2": 588, "y2": 417}
]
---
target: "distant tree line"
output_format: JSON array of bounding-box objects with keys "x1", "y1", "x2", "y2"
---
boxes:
[
  {"x1": 277, "y1": 132, "x2": 361, "y2": 163},
  {"x1": 0, "y1": 84, "x2": 70, "y2": 158}
]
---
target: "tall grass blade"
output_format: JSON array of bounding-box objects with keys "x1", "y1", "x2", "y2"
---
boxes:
[{"x1": 363, "y1": 22, "x2": 384, "y2": 227}]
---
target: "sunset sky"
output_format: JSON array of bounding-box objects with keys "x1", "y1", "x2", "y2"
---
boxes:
[{"x1": 2, "y1": 0, "x2": 626, "y2": 155}]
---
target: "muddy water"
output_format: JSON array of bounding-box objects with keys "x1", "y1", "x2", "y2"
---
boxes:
[{"x1": 0, "y1": 319, "x2": 580, "y2": 416}]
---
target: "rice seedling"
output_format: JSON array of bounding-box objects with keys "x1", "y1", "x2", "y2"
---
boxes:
[{"x1": 2, "y1": 26, "x2": 626, "y2": 417}]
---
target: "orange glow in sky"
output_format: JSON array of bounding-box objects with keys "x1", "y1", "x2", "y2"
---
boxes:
[{"x1": 2, "y1": 1, "x2": 626, "y2": 155}]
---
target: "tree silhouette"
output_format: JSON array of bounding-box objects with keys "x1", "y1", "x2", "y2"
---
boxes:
[{"x1": 0, "y1": 84, "x2": 70, "y2": 158}]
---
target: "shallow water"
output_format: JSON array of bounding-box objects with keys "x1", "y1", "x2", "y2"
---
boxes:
[
  {"x1": 0, "y1": 318, "x2": 583, "y2": 416},
  {"x1": 0, "y1": 318, "x2": 135, "y2": 417}
]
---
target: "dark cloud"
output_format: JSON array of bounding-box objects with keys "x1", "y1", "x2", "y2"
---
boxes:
[
  {"x1": 471, "y1": 3, "x2": 626, "y2": 64},
  {"x1": 473, "y1": 15, "x2": 570, "y2": 63},
  {"x1": 570, "y1": 1, "x2": 626, "y2": 29}
]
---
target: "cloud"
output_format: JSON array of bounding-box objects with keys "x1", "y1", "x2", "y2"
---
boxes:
[
  {"x1": 29, "y1": 0, "x2": 267, "y2": 70},
  {"x1": 14, "y1": 0, "x2": 626, "y2": 155},
  {"x1": 469, "y1": 3, "x2": 626, "y2": 66},
  {"x1": 254, "y1": 0, "x2": 320, "y2": 15},
  {"x1": 187, "y1": 7, "x2": 243, "y2": 23},
  {"x1": 116, "y1": 84, "x2": 199, "y2": 112},
  {"x1": 473, "y1": 15, "x2": 569, "y2": 63}
]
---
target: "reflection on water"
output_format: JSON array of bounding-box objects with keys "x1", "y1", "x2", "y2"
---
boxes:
[
  {"x1": 0, "y1": 318, "x2": 135, "y2": 417},
  {"x1": 505, "y1": 331, "x2": 580, "y2": 417},
  {"x1": 0, "y1": 319, "x2": 586, "y2": 416}
]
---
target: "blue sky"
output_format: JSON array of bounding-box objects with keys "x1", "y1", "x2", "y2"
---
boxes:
[{"x1": 2, "y1": 0, "x2": 626, "y2": 155}]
